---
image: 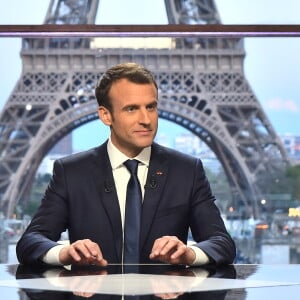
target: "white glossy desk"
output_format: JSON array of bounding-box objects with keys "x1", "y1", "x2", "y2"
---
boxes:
[{"x1": 1, "y1": 264, "x2": 300, "y2": 299}]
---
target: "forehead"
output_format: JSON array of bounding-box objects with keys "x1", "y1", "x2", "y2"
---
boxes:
[{"x1": 109, "y1": 78, "x2": 157, "y2": 99}]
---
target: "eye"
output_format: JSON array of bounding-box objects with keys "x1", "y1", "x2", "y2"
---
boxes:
[
  {"x1": 147, "y1": 102, "x2": 157, "y2": 111},
  {"x1": 125, "y1": 105, "x2": 137, "y2": 112}
]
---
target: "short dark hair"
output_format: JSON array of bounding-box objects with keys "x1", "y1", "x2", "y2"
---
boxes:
[{"x1": 95, "y1": 62, "x2": 157, "y2": 111}]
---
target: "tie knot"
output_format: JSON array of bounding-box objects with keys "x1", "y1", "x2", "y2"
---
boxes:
[{"x1": 124, "y1": 159, "x2": 139, "y2": 175}]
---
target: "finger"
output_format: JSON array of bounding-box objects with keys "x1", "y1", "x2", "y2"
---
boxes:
[
  {"x1": 158, "y1": 237, "x2": 182, "y2": 256},
  {"x1": 83, "y1": 239, "x2": 101, "y2": 257},
  {"x1": 68, "y1": 244, "x2": 84, "y2": 262},
  {"x1": 69, "y1": 240, "x2": 106, "y2": 265},
  {"x1": 70, "y1": 241, "x2": 92, "y2": 261},
  {"x1": 150, "y1": 237, "x2": 169, "y2": 258},
  {"x1": 150, "y1": 237, "x2": 191, "y2": 265},
  {"x1": 84, "y1": 243, "x2": 108, "y2": 266},
  {"x1": 169, "y1": 244, "x2": 187, "y2": 259},
  {"x1": 78, "y1": 240, "x2": 108, "y2": 266}
]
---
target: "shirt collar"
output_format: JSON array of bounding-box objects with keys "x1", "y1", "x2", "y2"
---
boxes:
[{"x1": 107, "y1": 137, "x2": 151, "y2": 170}]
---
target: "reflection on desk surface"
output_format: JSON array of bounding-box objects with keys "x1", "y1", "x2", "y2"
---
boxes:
[{"x1": 1, "y1": 264, "x2": 300, "y2": 300}]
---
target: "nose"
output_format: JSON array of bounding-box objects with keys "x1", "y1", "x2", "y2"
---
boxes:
[{"x1": 139, "y1": 108, "x2": 151, "y2": 124}]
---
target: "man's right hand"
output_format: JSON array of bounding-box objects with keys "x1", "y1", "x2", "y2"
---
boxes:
[{"x1": 59, "y1": 239, "x2": 108, "y2": 266}]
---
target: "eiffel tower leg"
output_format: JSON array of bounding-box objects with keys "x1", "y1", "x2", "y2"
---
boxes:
[{"x1": 0, "y1": 0, "x2": 290, "y2": 220}]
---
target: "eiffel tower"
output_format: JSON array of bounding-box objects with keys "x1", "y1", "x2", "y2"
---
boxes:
[{"x1": 0, "y1": 0, "x2": 290, "y2": 218}]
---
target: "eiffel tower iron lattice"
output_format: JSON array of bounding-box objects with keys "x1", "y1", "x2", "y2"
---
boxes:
[{"x1": 0, "y1": 0, "x2": 290, "y2": 218}]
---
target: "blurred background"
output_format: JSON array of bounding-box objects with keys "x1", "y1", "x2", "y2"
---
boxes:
[{"x1": 1, "y1": 0, "x2": 300, "y2": 265}]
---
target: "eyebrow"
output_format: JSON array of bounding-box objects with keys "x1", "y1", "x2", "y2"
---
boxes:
[
  {"x1": 147, "y1": 100, "x2": 158, "y2": 106},
  {"x1": 123, "y1": 99, "x2": 158, "y2": 109}
]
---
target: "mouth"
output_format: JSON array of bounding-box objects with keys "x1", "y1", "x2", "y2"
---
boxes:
[{"x1": 134, "y1": 129, "x2": 153, "y2": 136}]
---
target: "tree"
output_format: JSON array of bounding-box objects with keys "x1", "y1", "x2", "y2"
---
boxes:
[{"x1": 286, "y1": 164, "x2": 300, "y2": 200}]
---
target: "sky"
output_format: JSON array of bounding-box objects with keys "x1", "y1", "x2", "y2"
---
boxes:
[{"x1": 0, "y1": 0, "x2": 300, "y2": 151}]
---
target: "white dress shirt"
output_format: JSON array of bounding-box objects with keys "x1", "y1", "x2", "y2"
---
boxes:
[
  {"x1": 107, "y1": 138, "x2": 150, "y2": 228},
  {"x1": 43, "y1": 138, "x2": 209, "y2": 266}
]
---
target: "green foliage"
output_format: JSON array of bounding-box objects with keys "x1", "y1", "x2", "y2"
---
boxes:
[
  {"x1": 257, "y1": 164, "x2": 300, "y2": 201},
  {"x1": 204, "y1": 167, "x2": 232, "y2": 213},
  {"x1": 286, "y1": 164, "x2": 300, "y2": 200},
  {"x1": 286, "y1": 164, "x2": 300, "y2": 177}
]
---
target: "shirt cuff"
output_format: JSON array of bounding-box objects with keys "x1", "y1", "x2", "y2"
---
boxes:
[
  {"x1": 42, "y1": 241, "x2": 69, "y2": 265},
  {"x1": 188, "y1": 245, "x2": 210, "y2": 266}
]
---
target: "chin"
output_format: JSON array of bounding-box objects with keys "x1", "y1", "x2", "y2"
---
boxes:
[
  {"x1": 137, "y1": 143, "x2": 152, "y2": 149},
  {"x1": 136, "y1": 139, "x2": 153, "y2": 149}
]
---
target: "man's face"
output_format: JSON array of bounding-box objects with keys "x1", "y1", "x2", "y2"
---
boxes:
[{"x1": 98, "y1": 78, "x2": 158, "y2": 157}]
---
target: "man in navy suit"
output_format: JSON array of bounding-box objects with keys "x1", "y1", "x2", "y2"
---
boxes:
[{"x1": 16, "y1": 62, "x2": 235, "y2": 267}]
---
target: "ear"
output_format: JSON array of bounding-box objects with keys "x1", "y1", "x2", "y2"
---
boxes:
[{"x1": 98, "y1": 106, "x2": 112, "y2": 126}]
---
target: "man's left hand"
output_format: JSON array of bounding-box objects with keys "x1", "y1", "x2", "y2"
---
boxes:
[{"x1": 149, "y1": 236, "x2": 195, "y2": 265}]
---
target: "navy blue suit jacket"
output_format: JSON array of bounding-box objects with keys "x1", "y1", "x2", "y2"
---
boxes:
[{"x1": 16, "y1": 142, "x2": 235, "y2": 265}]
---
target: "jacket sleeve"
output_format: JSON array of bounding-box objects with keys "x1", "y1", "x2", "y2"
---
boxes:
[
  {"x1": 16, "y1": 159, "x2": 68, "y2": 264},
  {"x1": 189, "y1": 159, "x2": 236, "y2": 265}
]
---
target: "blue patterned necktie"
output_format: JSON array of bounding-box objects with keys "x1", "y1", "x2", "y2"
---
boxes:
[{"x1": 123, "y1": 159, "x2": 142, "y2": 265}]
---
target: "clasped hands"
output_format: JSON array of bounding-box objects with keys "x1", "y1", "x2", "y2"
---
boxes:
[{"x1": 59, "y1": 235, "x2": 196, "y2": 266}]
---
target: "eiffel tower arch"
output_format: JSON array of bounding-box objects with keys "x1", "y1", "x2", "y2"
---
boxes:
[{"x1": 0, "y1": 0, "x2": 290, "y2": 218}]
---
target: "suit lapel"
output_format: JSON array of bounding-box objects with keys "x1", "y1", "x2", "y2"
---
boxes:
[
  {"x1": 91, "y1": 143, "x2": 123, "y2": 262},
  {"x1": 140, "y1": 144, "x2": 169, "y2": 249},
  {"x1": 90, "y1": 143, "x2": 170, "y2": 261}
]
